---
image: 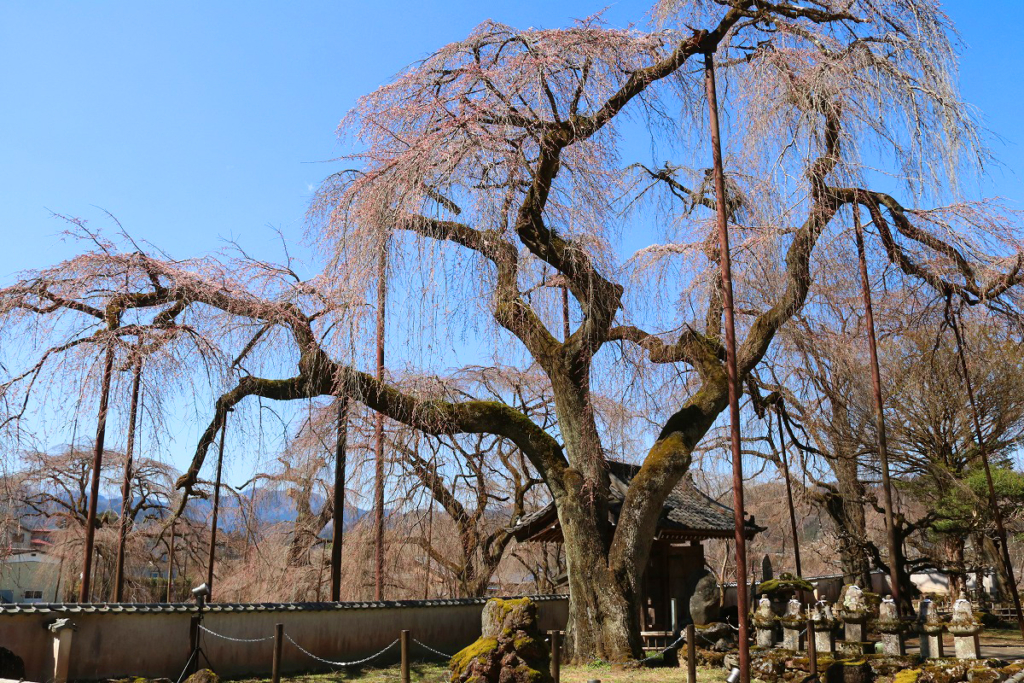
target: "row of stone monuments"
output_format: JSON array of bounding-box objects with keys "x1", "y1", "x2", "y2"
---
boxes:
[{"x1": 751, "y1": 585, "x2": 984, "y2": 659}]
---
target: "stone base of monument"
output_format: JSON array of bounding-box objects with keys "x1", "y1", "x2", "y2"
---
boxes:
[
  {"x1": 920, "y1": 630, "x2": 945, "y2": 659},
  {"x1": 879, "y1": 632, "x2": 906, "y2": 656},
  {"x1": 838, "y1": 640, "x2": 873, "y2": 656},
  {"x1": 953, "y1": 633, "x2": 981, "y2": 660},
  {"x1": 756, "y1": 627, "x2": 776, "y2": 648},
  {"x1": 782, "y1": 626, "x2": 804, "y2": 651},
  {"x1": 843, "y1": 621, "x2": 867, "y2": 643},
  {"x1": 815, "y1": 629, "x2": 836, "y2": 654}
]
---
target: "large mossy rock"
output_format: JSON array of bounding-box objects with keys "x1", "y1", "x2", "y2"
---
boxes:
[
  {"x1": 0, "y1": 647, "x2": 25, "y2": 679},
  {"x1": 690, "y1": 571, "x2": 721, "y2": 625},
  {"x1": 184, "y1": 669, "x2": 219, "y2": 683},
  {"x1": 451, "y1": 597, "x2": 552, "y2": 683}
]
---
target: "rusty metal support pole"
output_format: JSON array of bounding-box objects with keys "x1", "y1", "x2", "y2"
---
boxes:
[
  {"x1": 272, "y1": 623, "x2": 284, "y2": 683},
  {"x1": 807, "y1": 617, "x2": 818, "y2": 680},
  {"x1": 703, "y1": 49, "x2": 751, "y2": 683},
  {"x1": 374, "y1": 240, "x2": 388, "y2": 601},
  {"x1": 331, "y1": 395, "x2": 349, "y2": 601},
  {"x1": 166, "y1": 521, "x2": 176, "y2": 602},
  {"x1": 400, "y1": 629, "x2": 410, "y2": 683},
  {"x1": 549, "y1": 630, "x2": 562, "y2": 683},
  {"x1": 853, "y1": 205, "x2": 902, "y2": 613},
  {"x1": 113, "y1": 351, "x2": 143, "y2": 602},
  {"x1": 80, "y1": 341, "x2": 116, "y2": 603},
  {"x1": 950, "y1": 311, "x2": 1024, "y2": 641},
  {"x1": 423, "y1": 454, "x2": 436, "y2": 600},
  {"x1": 778, "y1": 410, "x2": 803, "y2": 579},
  {"x1": 686, "y1": 624, "x2": 697, "y2": 683},
  {"x1": 206, "y1": 416, "x2": 228, "y2": 601}
]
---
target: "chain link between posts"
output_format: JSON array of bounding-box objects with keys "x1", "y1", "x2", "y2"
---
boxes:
[
  {"x1": 199, "y1": 625, "x2": 276, "y2": 643},
  {"x1": 413, "y1": 638, "x2": 454, "y2": 659},
  {"x1": 285, "y1": 634, "x2": 400, "y2": 667}
]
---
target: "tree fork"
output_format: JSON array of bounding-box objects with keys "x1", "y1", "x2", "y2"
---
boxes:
[
  {"x1": 853, "y1": 204, "x2": 903, "y2": 612},
  {"x1": 113, "y1": 348, "x2": 143, "y2": 602},
  {"x1": 949, "y1": 308, "x2": 1024, "y2": 641},
  {"x1": 80, "y1": 340, "x2": 116, "y2": 603},
  {"x1": 704, "y1": 49, "x2": 751, "y2": 683}
]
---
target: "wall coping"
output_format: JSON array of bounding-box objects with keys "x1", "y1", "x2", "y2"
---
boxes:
[{"x1": 0, "y1": 593, "x2": 567, "y2": 615}]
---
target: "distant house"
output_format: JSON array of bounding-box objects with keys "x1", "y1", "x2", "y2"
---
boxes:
[
  {"x1": 1, "y1": 551, "x2": 61, "y2": 603},
  {"x1": 1, "y1": 521, "x2": 61, "y2": 603},
  {"x1": 511, "y1": 459, "x2": 764, "y2": 632}
]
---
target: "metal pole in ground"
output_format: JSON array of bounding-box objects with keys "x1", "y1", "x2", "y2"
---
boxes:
[
  {"x1": 272, "y1": 623, "x2": 284, "y2": 683},
  {"x1": 686, "y1": 624, "x2": 697, "y2": 683},
  {"x1": 549, "y1": 630, "x2": 561, "y2": 683},
  {"x1": 401, "y1": 630, "x2": 410, "y2": 683},
  {"x1": 80, "y1": 340, "x2": 116, "y2": 603},
  {"x1": 949, "y1": 308, "x2": 1024, "y2": 642},
  {"x1": 703, "y1": 46, "x2": 751, "y2": 683},
  {"x1": 853, "y1": 205, "x2": 903, "y2": 614},
  {"x1": 206, "y1": 414, "x2": 229, "y2": 601}
]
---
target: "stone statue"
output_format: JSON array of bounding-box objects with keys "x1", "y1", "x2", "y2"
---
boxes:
[{"x1": 843, "y1": 585, "x2": 867, "y2": 614}]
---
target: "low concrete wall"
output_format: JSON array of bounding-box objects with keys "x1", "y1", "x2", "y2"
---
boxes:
[{"x1": 0, "y1": 595, "x2": 569, "y2": 681}]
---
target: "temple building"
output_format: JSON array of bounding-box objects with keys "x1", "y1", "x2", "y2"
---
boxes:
[{"x1": 511, "y1": 460, "x2": 764, "y2": 633}]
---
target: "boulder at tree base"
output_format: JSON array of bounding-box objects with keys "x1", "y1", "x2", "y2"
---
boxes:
[
  {"x1": 450, "y1": 597, "x2": 552, "y2": 683},
  {"x1": 689, "y1": 570, "x2": 722, "y2": 625}
]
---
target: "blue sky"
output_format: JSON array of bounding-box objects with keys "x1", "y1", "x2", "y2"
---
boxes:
[{"x1": 1, "y1": 1, "x2": 1023, "y2": 484}]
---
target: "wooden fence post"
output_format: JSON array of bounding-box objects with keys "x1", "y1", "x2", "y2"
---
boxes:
[
  {"x1": 686, "y1": 624, "x2": 697, "y2": 683},
  {"x1": 548, "y1": 630, "x2": 561, "y2": 683},
  {"x1": 401, "y1": 629, "x2": 410, "y2": 683},
  {"x1": 272, "y1": 623, "x2": 284, "y2": 683}
]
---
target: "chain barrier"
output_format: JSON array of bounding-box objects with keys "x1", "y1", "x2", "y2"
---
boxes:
[
  {"x1": 413, "y1": 638, "x2": 454, "y2": 659},
  {"x1": 639, "y1": 632, "x2": 687, "y2": 663},
  {"x1": 199, "y1": 625, "x2": 276, "y2": 644},
  {"x1": 285, "y1": 634, "x2": 400, "y2": 668}
]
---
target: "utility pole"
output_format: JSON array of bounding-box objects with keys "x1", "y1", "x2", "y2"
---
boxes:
[
  {"x1": 113, "y1": 350, "x2": 143, "y2": 602},
  {"x1": 374, "y1": 240, "x2": 389, "y2": 601},
  {"x1": 853, "y1": 205, "x2": 903, "y2": 611},
  {"x1": 206, "y1": 416, "x2": 228, "y2": 601},
  {"x1": 330, "y1": 394, "x2": 349, "y2": 601},
  {"x1": 703, "y1": 49, "x2": 750, "y2": 683},
  {"x1": 80, "y1": 341, "x2": 116, "y2": 603},
  {"x1": 949, "y1": 309, "x2": 1024, "y2": 640}
]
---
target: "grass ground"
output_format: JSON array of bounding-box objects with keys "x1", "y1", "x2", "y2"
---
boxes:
[{"x1": 233, "y1": 663, "x2": 730, "y2": 683}]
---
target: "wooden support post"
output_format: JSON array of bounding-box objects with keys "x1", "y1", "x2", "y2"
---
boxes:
[
  {"x1": 686, "y1": 624, "x2": 697, "y2": 683},
  {"x1": 272, "y1": 623, "x2": 284, "y2": 683},
  {"x1": 401, "y1": 629, "x2": 411, "y2": 683},
  {"x1": 671, "y1": 598, "x2": 679, "y2": 636},
  {"x1": 549, "y1": 630, "x2": 561, "y2": 683}
]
